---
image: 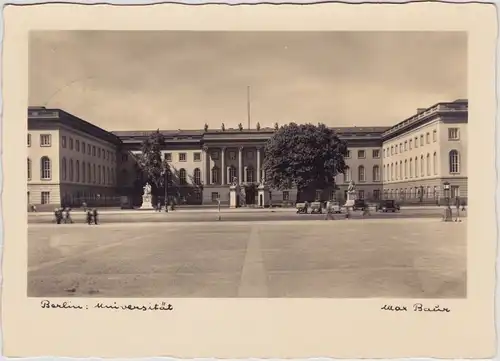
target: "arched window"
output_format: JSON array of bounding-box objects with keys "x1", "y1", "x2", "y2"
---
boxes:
[
  {"x1": 409, "y1": 158, "x2": 413, "y2": 178},
  {"x1": 179, "y1": 168, "x2": 187, "y2": 185},
  {"x1": 433, "y1": 152, "x2": 438, "y2": 175},
  {"x1": 358, "y1": 166, "x2": 365, "y2": 182},
  {"x1": 373, "y1": 165, "x2": 380, "y2": 182},
  {"x1": 390, "y1": 163, "x2": 394, "y2": 181},
  {"x1": 449, "y1": 150, "x2": 460, "y2": 173},
  {"x1": 97, "y1": 165, "x2": 101, "y2": 184},
  {"x1": 420, "y1": 155, "x2": 424, "y2": 177},
  {"x1": 61, "y1": 157, "x2": 67, "y2": 180},
  {"x1": 426, "y1": 153, "x2": 430, "y2": 176},
  {"x1": 93, "y1": 164, "x2": 96, "y2": 183},
  {"x1": 246, "y1": 167, "x2": 254, "y2": 183},
  {"x1": 395, "y1": 163, "x2": 398, "y2": 180},
  {"x1": 399, "y1": 161, "x2": 403, "y2": 179},
  {"x1": 27, "y1": 158, "x2": 32, "y2": 180},
  {"x1": 40, "y1": 156, "x2": 51, "y2": 180},
  {"x1": 343, "y1": 168, "x2": 351, "y2": 183},
  {"x1": 88, "y1": 164, "x2": 91, "y2": 183},
  {"x1": 69, "y1": 159, "x2": 74, "y2": 181},
  {"x1": 82, "y1": 162, "x2": 86, "y2": 183},
  {"x1": 228, "y1": 166, "x2": 236, "y2": 183},
  {"x1": 193, "y1": 168, "x2": 201, "y2": 185},
  {"x1": 212, "y1": 167, "x2": 220, "y2": 184},
  {"x1": 76, "y1": 160, "x2": 80, "y2": 182},
  {"x1": 414, "y1": 157, "x2": 419, "y2": 178},
  {"x1": 404, "y1": 160, "x2": 408, "y2": 179}
]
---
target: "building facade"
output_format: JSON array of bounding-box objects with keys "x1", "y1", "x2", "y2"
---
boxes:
[{"x1": 27, "y1": 99, "x2": 468, "y2": 208}]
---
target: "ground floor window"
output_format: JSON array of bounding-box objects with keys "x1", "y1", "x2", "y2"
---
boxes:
[
  {"x1": 358, "y1": 190, "x2": 365, "y2": 199},
  {"x1": 41, "y1": 191, "x2": 50, "y2": 204},
  {"x1": 451, "y1": 186, "x2": 460, "y2": 198},
  {"x1": 373, "y1": 189, "x2": 380, "y2": 200},
  {"x1": 329, "y1": 190, "x2": 336, "y2": 200},
  {"x1": 315, "y1": 190, "x2": 321, "y2": 200},
  {"x1": 211, "y1": 192, "x2": 219, "y2": 202},
  {"x1": 282, "y1": 191, "x2": 290, "y2": 201},
  {"x1": 194, "y1": 190, "x2": 201, "y2": 200}
]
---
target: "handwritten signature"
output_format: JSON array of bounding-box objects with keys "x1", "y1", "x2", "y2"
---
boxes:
[
  {"x1": 40, "y1": 299, "x2": 174, "y2": 311},
  {"x1": 381, "y1": 303, "x2": 450, "y2": 313}
]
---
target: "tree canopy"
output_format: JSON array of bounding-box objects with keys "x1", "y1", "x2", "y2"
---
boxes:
[
  {"x1": 262, "y1": 122, "x2": 348, "y2": 193},
  {"x1": 138, "y1": 129, "x2": 170, "y2": 193}
]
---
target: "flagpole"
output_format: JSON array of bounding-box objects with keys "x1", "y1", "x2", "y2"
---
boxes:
[{"x1": 247, "y1": 85, "x2": 251, "y2": 130}]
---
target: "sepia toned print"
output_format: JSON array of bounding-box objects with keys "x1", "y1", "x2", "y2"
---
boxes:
[{"x1": 27, "y1": 30, "x2": 468, "y2": 298}]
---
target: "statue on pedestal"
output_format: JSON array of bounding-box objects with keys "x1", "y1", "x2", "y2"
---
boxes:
[
  {"x1": 344, "y1": 180, "x2": 357, "y2": 208},
  {"x1": 140, "y1": 182, "x2": 154, "y2": 210}
]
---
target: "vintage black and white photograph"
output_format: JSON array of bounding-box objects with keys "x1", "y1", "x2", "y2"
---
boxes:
[{"x1": 27, "y1": 30, "x2": 468, "y2": 298}]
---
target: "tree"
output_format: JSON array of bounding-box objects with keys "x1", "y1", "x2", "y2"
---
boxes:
[
  {"x1": 262, "y1": 123, "x2": 348, "y2": 201},
  {"x1": 138, "y1": 129, "x2": 170, "y2": 196}
]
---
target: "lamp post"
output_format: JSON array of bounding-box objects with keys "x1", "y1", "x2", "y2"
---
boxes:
[
  {"x1": 162, "y1": 170, "x2": 168, "y2": 213},
  {"x1": 443, "y1": 181, "x2": 452, "y2": 222}
]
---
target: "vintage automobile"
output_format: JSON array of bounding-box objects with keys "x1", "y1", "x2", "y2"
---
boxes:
[
  {"x1": 326, "y1": 201, "x2": 343, "y2": 213},
  {"x1": 310, "y1": 201, "x2": 323, "y2": 214},
  {"x1": 296, "y1": 202, "x2": 309, "y2": 214},
  {"x1": 378, "y1": 199, "x2": 401, "y2": 212},
  {"x1": 352, "y1": 199, "x2": 368, "y2": 211}
]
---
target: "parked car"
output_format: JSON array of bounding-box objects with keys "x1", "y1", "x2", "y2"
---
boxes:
[
  {"x1": 326, "y1": 201, "x2": 343, "y2": 213},
  {"x1": 310, "y1": 201, "x2": 323, "y2": 214},
  {"x1": 296, "y1": 202, "x2": 308, "y2": 214},
  {"x1": 378, "y1": 199, "x2": 400, "y2": 212},
  {"x1": 353, "y1": 199, "x2": 367, "y2": 211}
]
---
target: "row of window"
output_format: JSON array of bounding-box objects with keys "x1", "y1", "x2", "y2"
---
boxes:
[
  {"x1": 383, "y1": 128, "x2": 459, "y2": 158},
  {"x1": 383, "y1": 185, "x2": 460, "y2": 199},
  {"x1": 344, "y1": 149, "x2": 380, "y2": 159},
  {"x1": 27, "y1": 134, "x2": 52, "y2": 147},
  {"x1": 342, "y1": 165, "x2": 380, "y2": 183},
  {"x1": 383, "y1": 150, "x2": 460, "y2": 182},
  {"x1": 28, "y1": 157, "x2": 116, "y2": 185},
  {"x1": 61, "y1": 135, "x2": 116, "y2": 163},
  {"x1": 165, "y1": 152, "x2": 201, "y2": 162}
]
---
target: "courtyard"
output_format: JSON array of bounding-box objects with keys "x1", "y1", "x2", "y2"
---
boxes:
[{"x1": 28, "y1": 218, "x2": 467, "y2": 298}]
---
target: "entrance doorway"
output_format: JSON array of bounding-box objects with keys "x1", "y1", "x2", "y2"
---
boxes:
[{"x1": 245, "y1": 184, "x2": 257, "y2": 205}]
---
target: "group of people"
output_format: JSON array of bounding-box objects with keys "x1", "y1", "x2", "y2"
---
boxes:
[{"x1": 53, "y1": 206, "x2": 99, "y2": 225}]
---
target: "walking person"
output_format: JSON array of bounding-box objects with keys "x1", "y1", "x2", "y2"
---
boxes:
[
  {"x1": 93, "y1": 208, "x2": 99, "y2": 225},
  {"x1": 64, "y1": 207, "x2": 74, "y2": 224},
  {"x1": 54, "y1": 208, "x2": 63, "y2": 224},
  {"x1": 82, "y1": 201, "x2": 88, "y2": 212},
  {"x1": 86, "y1": 209, "x2": 93, "y2": 225},
  {"x1": 362, "y1": 205, "x2": 370, "y2": 217},
  {"x1": 461, "y1": 199, "x2": 466, "y2": 212}
]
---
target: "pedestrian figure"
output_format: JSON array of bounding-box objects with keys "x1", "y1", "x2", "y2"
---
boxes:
[
  {"x1": 362, "y1": 206, "x2": 370, "y2": 217},
  {"x1": 461, "y1": 200, "x2": 466, "y2": 212},
  {"x1": 92, "y1": 208, "x2": 99, "y2": 225},
  {"x1": 55, "y1": 208, "x2": 64, "y2": 224},
  {"x1": 82, "y1": 201, "x2": 87, "y2": 212},
  {"x1": 345, "y1": 207, "x2": 351, "y2": 219},
  {"x1": 64, "y1": 207, "x2": 74, "y2": 224},
  {"x1": 157, "y1": 202, "x2": 162, "y2": 212},
  {"x1": 30, "y1": 204, "x2": 37, "y2": 212},
  {"x1": 86, "y1": 209, "x2": 93, "y2": 225}
]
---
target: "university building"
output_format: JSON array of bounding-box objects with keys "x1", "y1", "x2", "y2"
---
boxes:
[{"x1": 27, "y1": 99, "x2": 468, "y2": 209}]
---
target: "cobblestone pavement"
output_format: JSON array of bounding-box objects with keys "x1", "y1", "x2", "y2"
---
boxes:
[{"x1": 28, "y1": 219, "x2": 467, "y2": 298}]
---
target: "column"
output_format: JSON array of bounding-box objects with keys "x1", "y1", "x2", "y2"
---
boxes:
[
  {"x1": 238, "y1": 146, "x2": 243, "y2": 184},
  {"x1": 256, "y1": 147, "x2": 261, "y2": 184},
  {"x1": 221, "y1": 147, "x2": 226, "y2": 185},
  {"x1": 227, "y1": 167, "x2": 230, "y2": 185},
  {"x1": 202, "y1": 146, "x2": 209, "y2": 185}
]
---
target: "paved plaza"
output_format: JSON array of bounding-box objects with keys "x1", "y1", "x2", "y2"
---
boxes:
[{"x1": 28, "y1": 218, "x2": 467, "y2": 298}]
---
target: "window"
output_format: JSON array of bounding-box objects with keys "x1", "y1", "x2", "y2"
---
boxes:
[
  {"x1": 246, "y1": 167, "x2": 254, "y2": 183},
  {"x1": 87, "y1": 144, "x2": 91, "y2": 155},
  {"x1": 420, "y1": 155, "x2": 424, "y2": 176},
  {"x1": 212, "y1": 167, "x2": 220, "y2": 184},
  {"x1": 409, "y1": 139, "x2": 412, "y2": 150},
  {"x1": 426, "y1": 153, "x2": 431, "y2": 176},
  {"x1": 283, "y1": 191, "x2": 290, "y2": 201},
  {"x1": 358, "y1": 166, "x2": 365, "y2": 182},
  {"x1": 373, "y1": 165, "x2": 380, "y2": 182},
  {"x1": 93, "y1": 164, "x2": 96, "y2": 183},
  {"x1": 433, "y1": 130, "x2": 437, "y2": 142},
  {"x1": 40, "y1": 156, "x2": 51, "y2": 180},
  {"x1": 40, "y1": 134, "x2": 51, "y2": 147},
  {"x1": 76, "y1": 140, "x2": 80, "y2": 152},
  {"x1": 229, "y1": 166, "x2": 236, "y2": 183},
  {"x1": 395, "y1": 163, "x2": 398, "y2": 180},
  {"x1": 404, "y1": 141, "x2": 407, "y2": 151},
  {"x1": 211, "y1": 192, "x2": 220, "y2": 202},
  {"x1": 414, "y1": 137, "x2": 418, "y2": 148},
  {"x1": 343, "y1": 168, "x2": 351, "y2": 183},
  {"x1": 179, "y1": 153, "x2": 187, "y2": 162},
  {"x1": 82, "y1": 162, "x2": 86, "y2": 183},
  {"x1": 98, "y1": 148, "x2": 101, "y2": 158},
  {"x1": 372, "y1": 149, "x2": 380, "y2": 158},
  {"x1": 61, "y1": 136, "x2": 67, "y2": 148},
  {"x1": 390, "y1": 146, "x2": 394, "y2": 155},
  {"x1": 69, "y1": 138, "x2": 74, "y2": 150},
  {"x1": 390, "y1": 163, "x2": 393, "y2": 181},
  {"x1": 449, "y1": 150, "x2": 460, "y2": 173},
  {"x1": 409, "y1": 158, "x2": 413, "y2": 178},
  {"x1": 383, "y1": 149, "x2": 386, "y2": 158},
  {"x1": 448, "y1": 128, "x2": 460, "y2": 140},
  {"x1": 82, "y1": 142, "x2": 86, "y2": 154},
  {"x1": 97, "y1": 166, "x2": 101, "y2": 184},
  {"x1": 346, "y1": 150, "x2": 351, "y2": 158},
  {"x1": 399, "y1": 161, "x2": 403, "y2": 179},
  {"x1": 92, "y1": 146, "x2": 96, "y2": 156},
  {"x1": 315, "y1": 190, "x2": 322, "y2": 200},
  {"x1": 373, "y1": 189, "x2": 380, "y2": 200},
  {"x1": 27, "y1": 134, "x2": 31, "y2": 147},
  {"x1": 193, "y1": 168, "x2": 201, "y2": 185},
  {"x1": 27, "y1": 158, "x2": 32, "y2": 180},
  {"x1": 164, "y1": 153, "x2": 172, "y2": 162},
  {"x1": 69, "y1": 159, "x2": 74, "y2": 181},
  {"x1": 193, "y1": 152, "x2": 201, "y2": 162},
  {"x1": 76, "y1": 160, "x2": 80, "y2": 182},
  {"x1": 88, "y1": 163, "x2": 91, "y2": 183},
  {"x1": 41, "y1": 192, "x2": 50, "y2": 205},
  {"x1": 386, "y1": 165, "x2": 390, "y2": 181},
  {"x1": 414, "y1": 157, "x2": 418, "y2": 178},
  {"x1": 395, "y1": 146, "x2": 398, "y2": 155},
  {"x1": 420, "y1": 135, "x2": 424, "y2": 146},
  {"x1": 358, "y1": 190, "x2": 365, "y2": 199},
  {"x1": 399, "y1": 144, "x2": 402, "y2": 153},
  {"x1": 106, "y1": 150, "x2": 110, "y2": 161},
  {"x1": 179, "y1": 168, "x2": 187, "y2": 185},
  {"x1": 61, "y1": 157, "x2": 67, "y2": 180},
  {"x1": 212, "y1": 151, "x2": 220, "y2": 160},
  {"x1": 357, "y1": 150, "x2": 365, "y2": 159},
  {"x1": 433, "y1": 152, "x2": 438, "y2": 175}
]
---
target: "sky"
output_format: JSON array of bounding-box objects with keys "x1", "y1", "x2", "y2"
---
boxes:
[{"x1": 29, "y1": 31, "x2": 467, "y2": 131}]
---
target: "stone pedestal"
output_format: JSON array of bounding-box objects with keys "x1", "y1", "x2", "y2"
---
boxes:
[
  {"x1": 344, "y1": 191, "x2": 356, "y2": 208},
  {"x1": 140, "y1": 194, "x2": 154, "y2": 210},
  {"x1": 229, "y1": 184, "x2": 240, "y2": 208},
  {"x1": 258, "y1": 183, "x2": 270, "y2": 207}
]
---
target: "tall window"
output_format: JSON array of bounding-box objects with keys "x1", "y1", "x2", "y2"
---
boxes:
[
  {"x1": 98, "y1": 166, "x2": 101, "y2": 184},
  {"x1": 76, "y1": 140, "x2": 80, "y2": 152},
  {"x1": 69, "y1": 159, "x2": 74, "y2": 181},
  {"x1": 229, "y1": 166, "x2": 236, "y2": 183},
  {"x1": 179, "y1": 168, "x2": 187, "y2": 185},
  {"x1": 386, "y1": 165, "x2": 390, "y2": 181},
  {"x1": 88, "y1": 164, "x2": 91, "y2": 183},
  {"x1": 448, "y1": 128, "x2": 460, "y2": 140},
  {"x1": 194, "y1": 168, "x2": 201, "y2": 185},
  {"x1": 358, "y1": 166, "x2": 365, "y2": 182},
  {"x1": 420, "y1": 135, "x2": 424, "y2": 146},
  {"x1": 433, "y1": 130, "x2": 437, "y2": 142},
  {"x1": 404, "y1": 160, "x2": 407, "y2": 179},
  {"x1": 409, "y1": 139, "x2": 412, "y2": 150},
  {"x1": 61, "y1": 157, "x2": 67, "y2": 180},
  {"x1": 82, "y1": 142, "x2": 86, "y2": 154},
  {"x1": 344, "y1": 168, "x2": 351, "y2": 183},
  {"x1": 449, "y1": 150, "x2": 460, "y2": 173},
  {"x1": 426, "y1": 133, "x2": 430, "y2": 144},
  {"x1": 395, "y1": 163, "x2": 398, "y2": 180},
  {"x1": 409, "y1": 158, "x2": 413, "y2": 178},
  {"x1": 433, "y1": 152, "x2": 438, "y2": 175},
  {"x1": 382, "y1": 165, "x2": 386, "y2": 181},
  {"x1": 373, "y1": 189, "x2": 380, "y2": 200},
  {"x1": 41, "y1": 192, "x2": 50, "y2": 205},
  {"x1": 399, "y1": 161, "x2": 403, "y2": 179},
  {"x1": 93, "y1": 164, "x2": 96, "y2": 183},
  {"x1": 61, "y1": 136, "x2": 67, "y2": 148},
  {"x1": 390, "y1": 163, "x2": 394, "y2": 181},
  {"x1": 69, "y1": 138, "x2": 74, "y2": 150},
  {"x1": 76, "y1": 160, "x2": 80, "y2": 182},
  {"x1": 27, "y1": 158, "x2": 32, "y2": 180},
  {"x1": 40, "y1": 156, "x2": 51, "y2": 180},
  {"x1": 414, "y1": 157, "x2": 418, "y2": 178},
  {"x1": 426, "y1": 153, "x2": 431, "y2": 176},
  {"x1": 420, "y1": 155, "x2": 424, "y2": 176},
  {"x1": 82, "y1": 162, "x2": 86, "y2": 183},
  {"x1": 372, "y1": 165, "x2": 380, "y2": 182},
  {"x1": 246, "y1": 167, "x2": 254, "y2": 183}
]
